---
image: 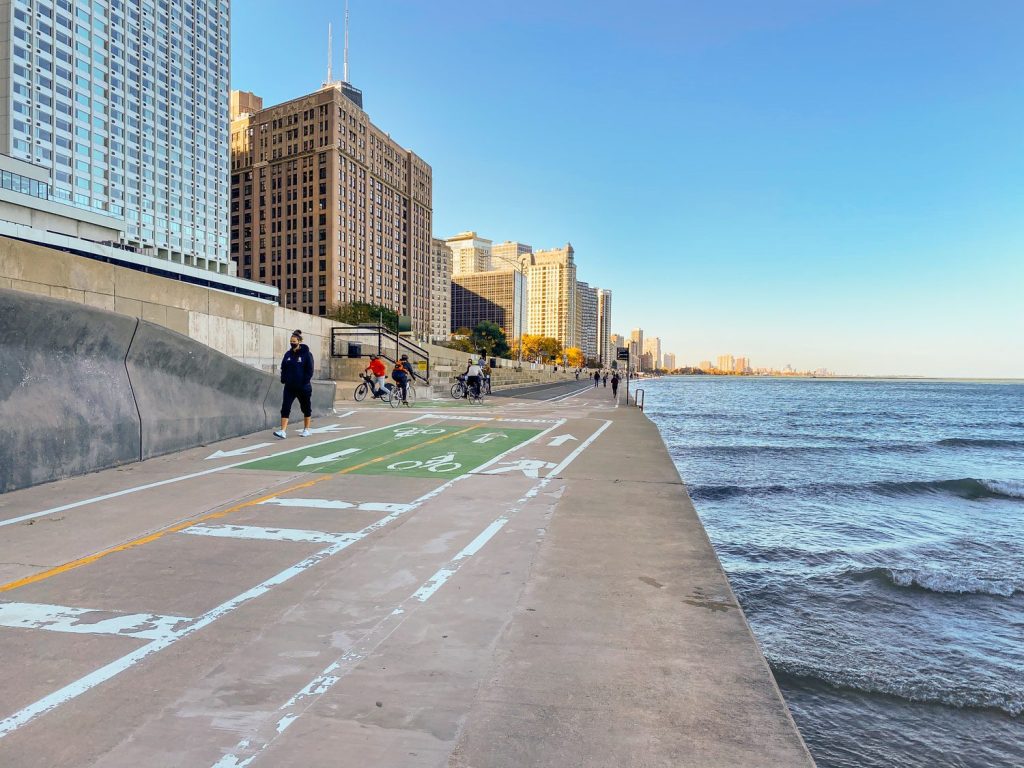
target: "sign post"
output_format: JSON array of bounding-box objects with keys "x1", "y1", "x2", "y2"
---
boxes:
[{"x1": 616, "y1": 346, "x2": 630, "y2": 405}]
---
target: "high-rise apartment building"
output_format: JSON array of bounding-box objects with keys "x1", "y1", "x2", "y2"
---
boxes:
[
  {"x1": 734, "y1": 356, "x2": 750, "y2": 373},
  {"x1": 644, "y1": 337, "x2": 662, "y2": 369},
  {"x1": 663, "y1": 352, "x2": 677, "y2": 370},
  {"x1": 429, "y1": 237, "x2": 451, "y2": 341},
  {"x1": 450, "y1": 269, "x2": 525, "y2": 340},
  {"x1": 717, "y1": 354, "x2": 735, "y2": 372},
  {"x1": 490, "y1": 240, "x2": 532, "y2": 271},
  {"x1": 630, "y1": 328, "x2": 644, "y2": 371},
  {"x1": 575, "y1": 280, "x2": 598, "y2": 360},
  {"x1": 446, "y1": 231, "x2": 492, "y2": 275},
  {"x1": 596, "y1": 288, "x2": 613, "y2": 365},
  {"x1": 0, "y1": 0, "x2": 242, "y2": 280},
  {"x1": 526, "y1": 244, "x2": 577, "y2": 349},
  {"x1": 229, "y1": 80, "x2": 432, "y2": 329},
  {"x1": 699, "y1": 360, "x2": 713, "y2": 372}
]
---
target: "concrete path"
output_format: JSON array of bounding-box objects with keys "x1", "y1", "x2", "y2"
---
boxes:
[{"x1": 0, "y1": 384, "x2": 814, "y2": 767}]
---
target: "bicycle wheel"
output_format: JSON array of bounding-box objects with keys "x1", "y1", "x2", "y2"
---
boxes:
[
  {"x1": 405, "y1": 384, "x2": 417, "y2": 404},
  {"x1": 353, "y1": 382, "x2": 368, "y2": 402},
  {"x1": 451, "y1": 382, "x2": 465, "y2": 399},
  {"x1": 389, "y1": 387, "x2": 404, "y2": 409}
]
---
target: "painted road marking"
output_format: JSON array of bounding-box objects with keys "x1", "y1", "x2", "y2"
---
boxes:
[
  {"x1": 258, "y1": 499, "x2": 412, "y2": 513},
  {"x1": 387, "y1": 453, "x2": 462, "y2": 474},
  {"x1": 392, "y1": 426, "x2": 447, "y2": 438},
  {"x1": 479, "y1": 459, "x2": 557, "y2": 478},
  {"x1": 205, "y1": 443, "x2": 274, "y2": 460},
  {"x1": 0, "y1": 417, "x2": 567, "y2": 739},
  {"x1": 0, "y1": 420, "x2": 472, "y2": 595},
  {"x1": 0, "y1": 602, "x2": 190, "y2": 640},
  {"x1": 181, "y1": 525, "x2": 358, "y2": 545},
  {"x1": 301, "y1": 424, "x2": 363, "y2": 434},
  {"x1": 417, "y1": 414, "x2": 558, "y2": 424},
  {"x1": 472, "y1": 432, "x2": 508, "y2": 444},
  {"x1": 547, "y1": 434, "x2": 578, "y2": 447},
  {"x1": 0, "y1": 411, "x2": 417, "y2": 529},
  {"x1": 208, "y1": 420, "x2": 611, "y2": 768},
  {"x1": 296, "y1": 447, "x2": 361, "y2": 467}
]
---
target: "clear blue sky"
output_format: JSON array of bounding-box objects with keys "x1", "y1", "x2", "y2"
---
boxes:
[{"x1": 233, "y1": 1, "x2": 1024, "y2": 377}]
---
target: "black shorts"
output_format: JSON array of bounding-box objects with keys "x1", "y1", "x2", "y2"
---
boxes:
[{"x1": 281, "y1": 384, "x2": 312, "y2": 418}]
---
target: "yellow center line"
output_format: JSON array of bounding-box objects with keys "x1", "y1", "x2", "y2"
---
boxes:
[{"x1": 0, "y1": 422, "x2": 489, "y2": 594}]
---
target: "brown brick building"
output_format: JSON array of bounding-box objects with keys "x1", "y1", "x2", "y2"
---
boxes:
[{"x1": 229, "y1": 84, "x2": 432, "y2": 335}]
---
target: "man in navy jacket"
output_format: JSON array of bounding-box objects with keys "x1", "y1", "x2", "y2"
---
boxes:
[{"x1": 274, "y1": 330, "x2": 315, "y2": 438}]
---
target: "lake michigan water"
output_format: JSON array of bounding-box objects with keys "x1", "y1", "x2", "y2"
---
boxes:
[{"x1": 642, "y1": 377, "x2": 1024, "y2": 768}]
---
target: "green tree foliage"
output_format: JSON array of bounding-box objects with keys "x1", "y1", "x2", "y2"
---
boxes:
[
  {"x1": 513, "y1": 334, "x2": 563, "y2": 362},
  {"x1": 471, "y1": 321, "x2": 510, "y2": 358},
  {"x1": 330, "y1": 302, "x2": 399, "y2": 332}
]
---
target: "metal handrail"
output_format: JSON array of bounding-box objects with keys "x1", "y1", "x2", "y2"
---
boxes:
[
  {"x1": 331, "y1": 325, "x2": 430, "y2": 382},
  {"x1": 635, "y1": 388, "x2": 645, "y2": 411}
]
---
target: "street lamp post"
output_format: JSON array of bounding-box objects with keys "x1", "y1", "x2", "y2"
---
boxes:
[{"x1": 490, "y1": 252, "x2": 526, "y2": 370}]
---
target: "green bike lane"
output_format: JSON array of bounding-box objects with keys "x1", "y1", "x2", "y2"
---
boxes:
[{"x1": 238, "y1": 421, "x2": 544, "y2": 479}]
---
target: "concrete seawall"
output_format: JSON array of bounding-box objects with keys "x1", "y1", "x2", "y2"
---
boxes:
[{"x1": 0, "y1": 287, "x2": 335, "y2": 492}]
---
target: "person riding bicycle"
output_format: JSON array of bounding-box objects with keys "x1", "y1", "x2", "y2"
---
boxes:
[
  {"x1": 364, "y1": 355, "x2": 387, "y2": 398},
  {"x1": 392, "y1": 355, "x2": 412, "y2": 405},
  {"x1": 464, "y1": 357, "x2": 483, "y2": 399},
  {"x1": 481, "y1": 360, "x2": 492, "y2": 394}
]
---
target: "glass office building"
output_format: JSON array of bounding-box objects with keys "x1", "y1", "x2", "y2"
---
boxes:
[{"x1": 1, "y1": 0, "x2": 231, "y2": 273}]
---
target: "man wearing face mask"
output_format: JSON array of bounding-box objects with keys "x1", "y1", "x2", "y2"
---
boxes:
[{"x1": 274, "y1": 329, "x2": 315, "y2": 439}]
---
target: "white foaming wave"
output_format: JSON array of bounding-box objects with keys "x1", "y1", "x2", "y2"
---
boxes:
[
  {"x1": 980, "y1": 479, "x2": 1024, "y2": 500},
  {"x1": 885, "y1": 567, "x2": 1023, "y2": 598}
]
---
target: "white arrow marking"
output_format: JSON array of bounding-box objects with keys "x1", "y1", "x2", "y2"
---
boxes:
[
  {"x1": 303, "y1": 424, "x2": 363, "y2": 435},
  {"x1": 297, "y1": 448, "x2": 362, "y2": 467},
  {"x1": 547, "y1": 434, "x2": 578, "y2": 447},
  {"x1": 205, "y1": 443, "x2": 274, "y2": 460},
  {"x1": 472, "y1": 432, "x2": 509, "y2": 444},
  {"x1": 479, "y1": 459, "x2": 557, "y2": 478}
]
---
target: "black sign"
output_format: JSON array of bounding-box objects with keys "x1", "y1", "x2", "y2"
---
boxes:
[{"x1": 616, "y1": 346, "x2": 629, "y2": 361}]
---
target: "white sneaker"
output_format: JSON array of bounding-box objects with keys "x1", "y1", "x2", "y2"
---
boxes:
[
  {"x1": 273, "y1": 429, "x2": 287, "y2": 439},
  {"x1": 299, "y1": 428, "x2": 312, "y2": 437}
]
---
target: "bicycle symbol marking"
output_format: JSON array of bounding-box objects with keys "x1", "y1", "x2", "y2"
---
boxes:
[
  {"x1": 387, "y1": 453, "x2": 463, "y2": 473},
  {"x1": 393, "y1": 427, "x2": 446, "y2": 439}
]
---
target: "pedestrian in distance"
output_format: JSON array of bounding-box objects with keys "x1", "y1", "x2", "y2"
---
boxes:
[
  {"x1": 274, "y1": 330, "x2": 314, "y2": 438},
  {"x1": 611, "y1": 372, "x2": 620, "y2": 398},
  {"x1": 603, "y1": 372, "x2": 608, "y2": 387},
  {"x1": 575, "y1": 369, "x2": 580, "y2": 380},
  {"x1": 593, "y1": 370, "x2": 600, "y2": 387}
]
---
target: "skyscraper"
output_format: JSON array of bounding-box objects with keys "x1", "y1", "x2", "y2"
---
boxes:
[
  {"x1": 596, "y1": 288, "x2": 613, "y2": 365},
  {"x1": 229, "y1": 76, "x2": 433, "y2": 328},
  {"x1": 526, "y1": 243, "x2": 577, "y2": 349},
  {"x1": 575, "y1": 280, "x2": 598, "y2": 361},
  {"x1": 446, "y1": 231, "x2": 492, "y2": 275},
  {"x1": 662, "y1": 352, "x2": 676, "y2": 370},
  {"x1": 429, "y1": 237, "x2": 452, "y2": 342},
  {"x1": 717, "y1": 354, "x2": 735, "y2": 372},
  {"x1": 644, "y1": 337, "x2": 662, "y2": 369},
  {"x1": 1, "y1": 0, "x2": 234, "y2": 277},
  {"x1": 630, "y1": 328, "x2": 644, "y2": 371},
  {"x1": 450, "y1": 269, "x2": 525, "y2": 340},
  {"x1": 491, "y1": 240, "x2": 532, "y2": 271}
]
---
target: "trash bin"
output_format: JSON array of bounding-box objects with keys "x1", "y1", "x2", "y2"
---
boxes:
[
  {"x1": 347, "y1": 342, "x2": 362, "y2": 358},
  {"x1": 489, "y1": 357, "x2": 497, "y2": 368}
]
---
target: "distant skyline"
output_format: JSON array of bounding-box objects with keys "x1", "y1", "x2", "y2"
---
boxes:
[{"x1": 233, "y1": 1, "x2": 1024, "y2": 377}]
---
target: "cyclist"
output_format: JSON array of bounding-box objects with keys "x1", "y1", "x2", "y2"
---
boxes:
[
  {"x1": 364, "y1": 354, "x2": 387, "y2": 398},
  {"x1": 464, "y1": 357, "x2": 483, "y2": 399},
  {"x1": 392, "y1": 355, "x2": 412, "y2": 405},
  {"x1": 481, "y1": 359, "x2": 492, "y2": 394}
]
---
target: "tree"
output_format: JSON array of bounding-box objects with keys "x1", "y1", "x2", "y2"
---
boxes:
[
  {"x1": 471, "y1": 321, "x2": 509, "y2": 358},
  {"x1": 565, "y1": 347, "x2": 585, "y2": 368},
  {"x1": 514, "y1": 334, "x2": 563, "y2": 362},
  {"x1": 330, "y1": 302, "x2": 399, "y2": 332}
]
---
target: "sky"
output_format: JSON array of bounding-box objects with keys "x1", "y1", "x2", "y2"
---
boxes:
[{"x1": 233, "y1": 1, "x2": 1024, "y2": 377}]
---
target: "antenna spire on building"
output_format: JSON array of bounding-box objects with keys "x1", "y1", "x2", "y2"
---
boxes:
[
  {"x1": 327, "y1": 22, "x2": 333, "y2": 84},
  {"x1": 343, "y1": 0, "x2": 350, "y2": 83}
]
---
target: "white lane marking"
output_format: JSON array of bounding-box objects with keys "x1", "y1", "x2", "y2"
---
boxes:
[
  {"x1": 546, "y1": 419, "x2": 613, "y2": 476},
  {"x1": 0, "y1": 417, "x2": 567, "y2": 739},
  {"x1": 415, "y1": 414, "x2": 559, "y2": 425},
  {"x1": 479, "y1": 459, "x2": 557, "y2": 478},
  {"x1": 205, "y1": 443, "x2": 275, "y2": 460},
  {"x1": 544, "y1": 384, "x2": 591, "y2": 402},
  {"x1": 0, "y1": 602, "x2": 190, "y2": 641},
  {"x1": 471, "y1": 432, "x2": 508, "y2": 444},
  {"x1": 209, "y1": 416, "x2": 605, "y2": 768},
  {"x1": 180, "y1": 525, "x2": 358, "y2": 545},
  {"x1": 257, "y1": 499, "x2": 412, "y2": 513},
  {"x1": 301, "y1": 424, "x2": 363, "y2": 435},
  {"x1": 547, "y1": 434, "x2": 578, "y2": 447},
  {"x1": 0, "y1": 414, "x2": 425, "y2": 529},
  {"x1": 296, "y1": 447, "x2": 362, "y2": 467}
]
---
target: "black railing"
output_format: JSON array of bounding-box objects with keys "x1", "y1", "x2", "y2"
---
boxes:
[{"x1": 331, "y1": 325, "x2": 430, "y2": 383}]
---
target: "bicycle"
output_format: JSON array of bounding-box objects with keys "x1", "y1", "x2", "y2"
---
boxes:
[
  {"x1": 451, "y1": 374, "x2": 468, "y2": 399},
  {"x1": 354, "y1": 372, "x2": 396, "y2": 405},
  {"x1": 390, "y1": 377, "x2": 416, "y2": 408},
  {"x1": 467, "y1": 378, "x2": 485, "y2": 405}
]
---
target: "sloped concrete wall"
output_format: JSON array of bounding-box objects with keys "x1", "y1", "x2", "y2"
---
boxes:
[
  {"x1": 0, "y1": 289, "x2": 141, "y2": 492},
  {"x1": 0, "y1": 287, "x2": 337, "y2": 491}
]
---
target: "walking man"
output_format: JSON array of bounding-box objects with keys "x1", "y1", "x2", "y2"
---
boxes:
[
  {"x1": 274, "y1": 330, "x2": 314, "y2": 438},
  {"x1": 611, "y1": 372, "x2": 620, "y2": 399},
  {"x1": 593, "y1": 370, "x2": 600, "y2": 387}
]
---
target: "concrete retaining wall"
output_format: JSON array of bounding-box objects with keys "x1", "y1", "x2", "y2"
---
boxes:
[{"x1": 0, "y1": 287, "x2": 337, "y2": 491}]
